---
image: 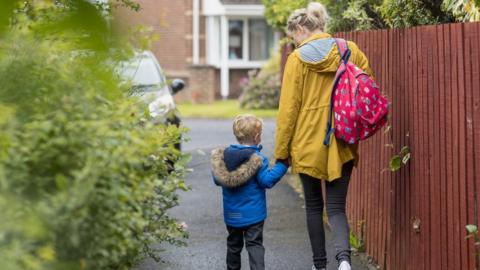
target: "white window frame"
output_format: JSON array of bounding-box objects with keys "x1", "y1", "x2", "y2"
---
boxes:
[
  {"x1": 226, "y1": 16, "x2": 278, "y2": 69},
  {"x1": 206, "y1": 16, "x2": 221, "y2": 66},
  {"x1": 226, "y1": 18, "x2": 247, "y2": 63}
]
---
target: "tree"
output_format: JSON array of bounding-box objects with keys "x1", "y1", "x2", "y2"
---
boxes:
[
  {"x1": 262, "y1": 0, "x2": 458, "y2": 33},
  {"x1": 378, "y1": 0, "x2": 454, "y2": 28},
  {"x1": 262, "y1": 0, "x2": 313, "y2": 31},
  {"x1": 337, "y1": 0, "x2": 384, "y2": 32},
  {"x1": 443, "y1": 0, "x2": 480, "y2": 22}
]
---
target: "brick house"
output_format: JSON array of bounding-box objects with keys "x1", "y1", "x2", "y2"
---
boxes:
[{"x1": 115, "y1": 0, "x2": 279, "y2": 103}]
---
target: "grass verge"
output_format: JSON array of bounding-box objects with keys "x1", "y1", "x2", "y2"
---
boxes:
[{"x1": 177, "y1": 99, "x2": 277, "y2": 119}]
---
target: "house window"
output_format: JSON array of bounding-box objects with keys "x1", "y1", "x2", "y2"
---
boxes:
[
  {"x1": 249, "y1": 19, "x2": 274, "y2": 61},
  {"x1": 228, "y1": 18, "x2": 275, "y2": 62},
  {"x1": 206, "y1": 17, "x2": 277, "y2": 66},
  {"x1": 229, "y1": 20, "x2": 244, "y2": 60}
]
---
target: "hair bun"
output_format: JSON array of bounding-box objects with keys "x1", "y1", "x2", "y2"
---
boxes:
[
  {"x1": 286, "y1": 2, "x2": 329, "y2": 33},
  {"x1": 307, "y1": 2, "x2": 329, "y2": 21}
]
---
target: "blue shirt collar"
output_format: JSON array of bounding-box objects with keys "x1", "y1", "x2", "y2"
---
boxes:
[{"x1": 230, "y1": 144, "x2": 263, "y2": 151}]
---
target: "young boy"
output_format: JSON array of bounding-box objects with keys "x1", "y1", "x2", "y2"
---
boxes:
[{"x1": 210, "y1": 114, "x2": 289, "y2": 270}]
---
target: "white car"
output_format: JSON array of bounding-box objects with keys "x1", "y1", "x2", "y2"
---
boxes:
[
  {"x1": 119, "y1": 51, "x2": 184, "y2": 124},
  {"x1": 119, "y1": 51, "x2": 184, "y2": 150}
]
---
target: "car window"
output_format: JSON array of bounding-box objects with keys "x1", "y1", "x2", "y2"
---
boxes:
[{"x1": 120, "y1": 56, "x2": 166, "y2": 87}]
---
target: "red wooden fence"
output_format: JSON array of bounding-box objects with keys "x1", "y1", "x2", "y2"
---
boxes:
[{"x1": 333, "y1": 22, "x2": 480, "y2": 270}]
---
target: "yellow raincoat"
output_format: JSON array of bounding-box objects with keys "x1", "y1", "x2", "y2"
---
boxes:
[{"x1": 274, "y1": 33, "x2": 373, "y2": 181}]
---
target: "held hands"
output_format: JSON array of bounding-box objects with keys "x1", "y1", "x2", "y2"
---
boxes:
[{"x1": 276, "y1": 158, "x2": 290, "y2": 168}]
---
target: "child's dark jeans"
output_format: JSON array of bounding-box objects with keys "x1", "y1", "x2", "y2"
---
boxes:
[{"x1": 226, "y1": 221, "x2": 265, "y2": 270}]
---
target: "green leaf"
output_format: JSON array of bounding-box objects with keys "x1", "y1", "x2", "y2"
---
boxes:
[
  {"x1": 0, "y1": 0, "x2": 16, "y2": 35},
  {"x1": 390, "y1": 155, "x2": 402, "y2": 171},
  {"x1": 466, "y1": 224, "x2": 478, "y2": 234},
  {"x1": 55, "y1": 175, "x2": 68, "y2": 191},
  {"x1": 400, "y1": 146, "x2": 410, "y2": 156},
  {"x1": 176, "y1": 154, "x2": 192, "y2": 168}
]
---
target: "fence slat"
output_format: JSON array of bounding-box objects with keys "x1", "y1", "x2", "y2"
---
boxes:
[
  {"x1": 473, "y1": 22, "x2": 480, "y2": 270},
  {"x1": 400, "y1": 27, "x2": 407, "y2": 269},
  {"x1": 426, "y1": 25, "x2": 440, "y2": 270},
  {"x1": 451, "y1": 23, "x2": 463, "y2": 270},
  {"x1": 406, "y1": 26, "x2": 415, "y2": 270},
  {"x1": 454, "y1": 22, "x2": 469, "y2": 270},
  {"x1": 436, "y1": 23, "x2": 449, "y2": 270},
  {"x1": 429, "y1": 24, "x2": 442, "y2": 270},
  {"x1": 381, "y1": 29, "x2": 388, "y2": 269},
  {"x1": 406, "y1": 25, "x2": 421, "y2": 269},
  {"x1": 441, "y1": 24, "x2": 454, "y2": 270},
  {"x1": 420, "y1": 25, "x2": 430, "y2": 270},
  {"x1": 372, "y1": 29, "x2": 381, "y2": 264}
]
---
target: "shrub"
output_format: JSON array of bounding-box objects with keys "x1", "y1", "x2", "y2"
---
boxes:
[
  {"x1": 379, "y1": 0, "x2": 440, "y2": 28},
  {"x1": 262, "y1": 0, "x2": 456, "y2": 33},
  {"x1": 262, "y1": 0, "x2": 313, "y2": 31},
  {"x1": 0, "y1": 2, "x2": 189, "y2": 269},
  {"x1": 240, "y1": 52, "x2": 281, "y2": 110},
  {"x1": 443, "y1": 0, "x2": 480, "y2": 22},
  {"x1": 1, "y1": 98, "x2": 188, "y2": 270}
]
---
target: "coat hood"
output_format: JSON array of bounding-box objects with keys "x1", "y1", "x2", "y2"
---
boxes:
[
  {"x1": 296, "y1": 33, "x2": 342, "y2": 73},
  {"x1": 211, "y1": 147, "x2": 263, "y2": 188}
]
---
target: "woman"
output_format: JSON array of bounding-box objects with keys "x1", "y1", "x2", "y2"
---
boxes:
[{"x1": 274, "y1": 3, "x2": 373, "y2": 270}]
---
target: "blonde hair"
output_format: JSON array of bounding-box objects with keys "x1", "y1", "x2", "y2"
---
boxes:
[
  {"x1": 286, "y1": 2, "x2": 330, "y2": 35},
  {"x1": 232, "y1": 114, "x2": 263, "y2": 144}
]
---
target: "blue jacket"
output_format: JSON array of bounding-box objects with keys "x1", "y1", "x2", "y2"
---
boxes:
[{"x1": 211, "y1": 144, "x2": 288, "y2": 228}]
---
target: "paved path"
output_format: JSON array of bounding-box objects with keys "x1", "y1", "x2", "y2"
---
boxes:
[{"x1": 136, "y1": 119, "x2": 370, "y2": 270}]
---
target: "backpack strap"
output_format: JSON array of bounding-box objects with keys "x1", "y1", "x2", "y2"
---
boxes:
[
  {"x1": 335, "y1": 38, "x2": 351, "y2": 64},
  {"x1": 323, "y1": 38, "x2": 351, "y2": 146}
]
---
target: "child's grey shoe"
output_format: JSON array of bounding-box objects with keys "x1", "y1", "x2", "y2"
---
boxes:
[{"x1": 312, "y1": 266, "x2": 326, "y2": 270}]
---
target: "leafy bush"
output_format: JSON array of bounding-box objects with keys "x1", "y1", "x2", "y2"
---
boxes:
[
  {"x1": 239, "y1": 71, "x2": 281, "y2": 110},
  {"x1": 1, "y1": 98, "x2": 188, "y2": 269},
  {"x1": 379, "y1": 0, "x2": 439, "y2": 28},
  {"x1": 326, "y1": 0, "x2": 451, "y2": 31},
  {"x1": 240, "y1": 52, "x2": 281, "y2": 110},
  {"x1": 262, "y1": 0, "x2": 313, "y2": 31},
  {"x1": 0, "y1": 1, "x2": 189, "y2": 269},
  {"x1": 262, "y1": 0, "x2": 378, "y2": 33},
  {"x1": 443, "y1": 0, "x2": 480, "y2": 22},
  {"x1": 262, "y1": 0, "x2": 457, "y2": 33},
  {"x1": 338, "y1": 0, "x2": 387, "y2": 31}
]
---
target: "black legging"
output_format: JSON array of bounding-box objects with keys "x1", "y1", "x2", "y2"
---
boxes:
[{"x1": 299, "y1": 161, "x2": 354, "y2": 269}]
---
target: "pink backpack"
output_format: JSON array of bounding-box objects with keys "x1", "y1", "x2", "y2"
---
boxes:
[{"x1": 323, "y1": 39, "x2": 389, "y2": 146}]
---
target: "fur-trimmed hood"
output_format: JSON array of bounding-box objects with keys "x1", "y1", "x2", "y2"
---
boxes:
[{"x1": 211, "y1": 147, "x2": 263, "y2": 188}]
